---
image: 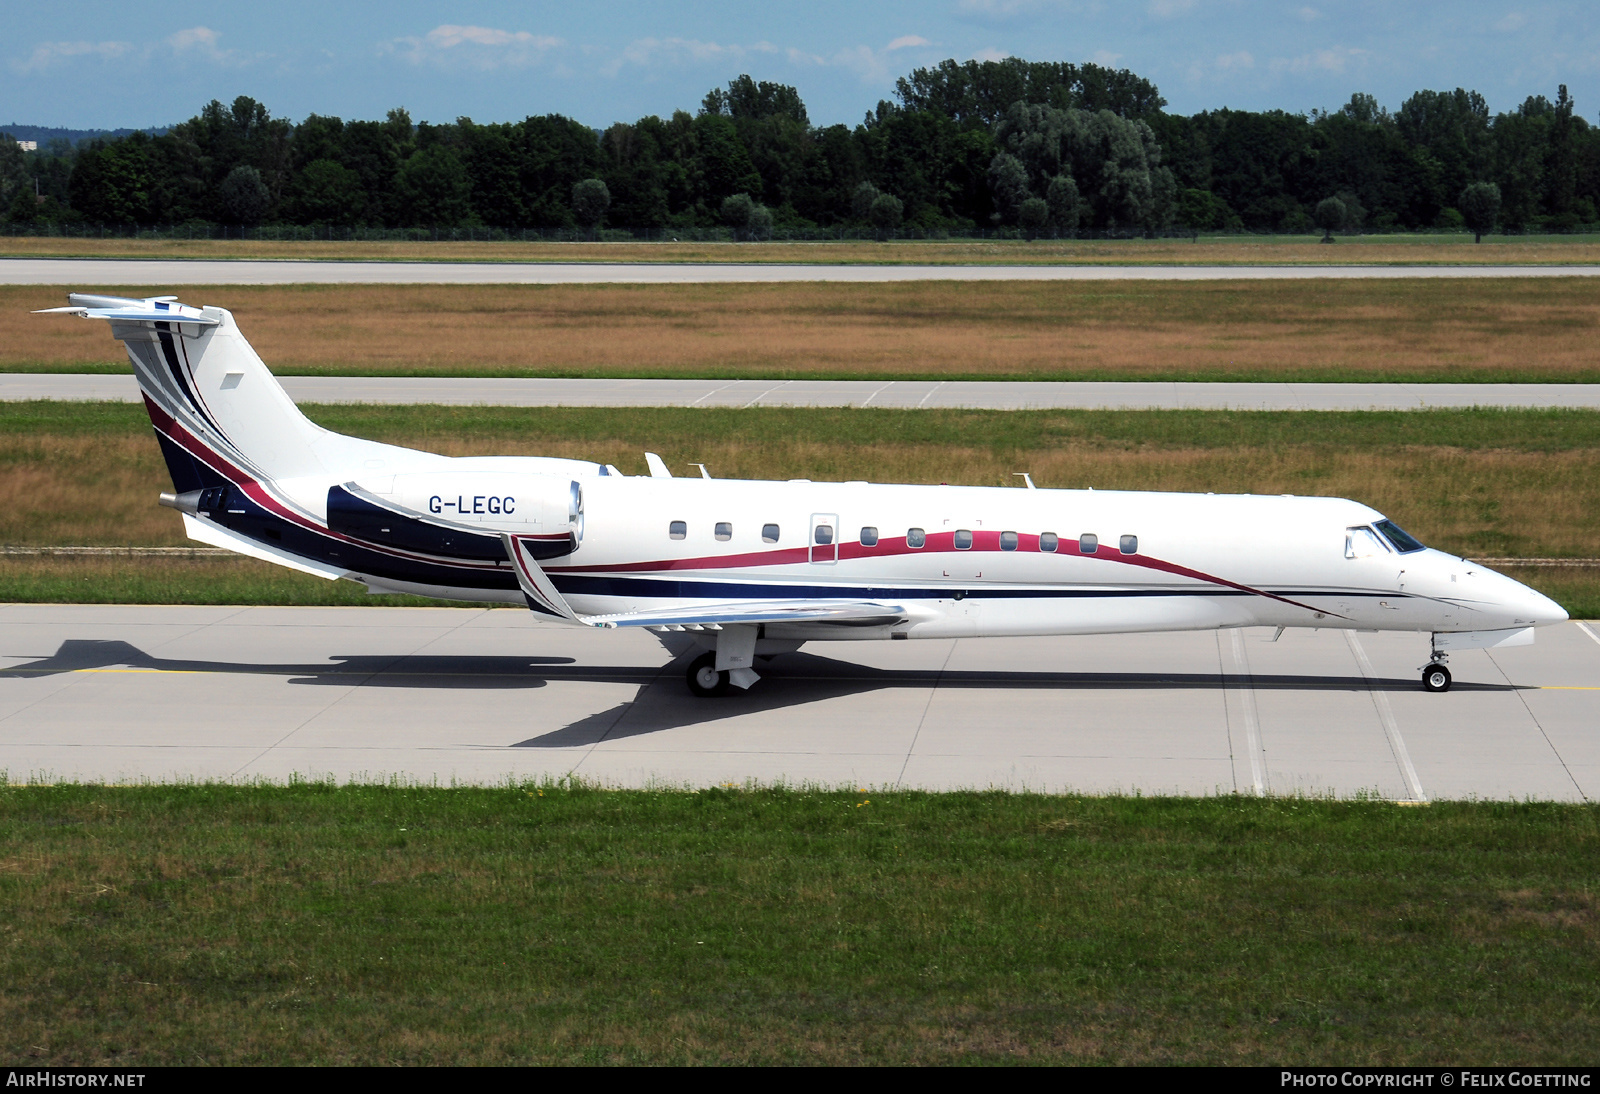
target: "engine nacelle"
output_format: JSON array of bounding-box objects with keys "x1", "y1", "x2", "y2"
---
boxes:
[
  {"x1": 355, "y1": 472, "x2": 583, "y2": 538},
  {"x1": 327, "y1": 472, "x2": 584, "y2": 561}
]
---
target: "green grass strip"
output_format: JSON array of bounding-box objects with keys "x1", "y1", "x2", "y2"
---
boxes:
[
  {"x1": 1, "y1": 784, "x2": 1595, "y2": 1065},
  {"x1": 10, "y1": 401, "x2": 1600, "y2": 453}
]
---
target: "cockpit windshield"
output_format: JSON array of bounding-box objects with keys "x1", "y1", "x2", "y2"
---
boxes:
[{"x1": 1373, "y1": 519, "x2": 1426, "y2": 554}]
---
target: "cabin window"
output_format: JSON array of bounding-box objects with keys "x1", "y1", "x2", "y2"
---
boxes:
[
  {"x1": 1079, "y1": 533, "x2": 1098, "y2": 554},
  {"x1": 1374, "y1": 519, "x2": 1426, "y2": 554},
  {"x1": 1000, "y1": 531, "x2": 1018, "y2": 551},
  {"x1": 669, "y1": 521, "x2": 687, "y2": 540},
  {"x1": 762, "y1": 523, "x2": 780, "y2": 543},
  {"x1": 1040, "y1": 532, "x2": 1059, "y2": 553},
  {"x1": 1345, "y1": 526, "x2": 1391, "y2": 559},
  {"x1": 1120, "y1": 534, "x2": 1138, "y2": 555},
  {"x1": 715, "y1": 522, "x2": 732, "y2": 541},
  {"x1": 954, "y1": 529, "x2": 974, "y2": 550},
  {"x1": 814, "y1": 523, "x2": 834, "y2": 545},
  {"x1": 860, "y1": 526, "x2": 879, "y2": 547},
  {"x1": 907, "y1": 527, "x2": 926, "y2": 548}
]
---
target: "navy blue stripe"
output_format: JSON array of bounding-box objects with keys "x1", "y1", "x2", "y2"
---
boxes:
[{"x1": 549, "y1": 573, "x2": 1408, "y2": 603}]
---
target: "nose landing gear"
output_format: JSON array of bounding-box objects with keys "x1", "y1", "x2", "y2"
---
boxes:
[{"x1": 1420, "y1": 639, "x2": 1452, "y2": 693}]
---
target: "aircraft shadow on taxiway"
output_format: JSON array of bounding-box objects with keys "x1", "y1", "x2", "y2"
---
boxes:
[{"x1": 5, "y1": 638, "x2": 1520, "y2": 749}]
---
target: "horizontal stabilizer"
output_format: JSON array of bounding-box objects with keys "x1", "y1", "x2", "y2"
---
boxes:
[
  {"x1": 36, "y1": 296, "x2": 218, "y2": 326},
  {"x1": 583, "y1": 600, "x2": 907, "y2": 631},
  {"x1": 181, "y1": 513, "x2": 347, "y2": 580}
]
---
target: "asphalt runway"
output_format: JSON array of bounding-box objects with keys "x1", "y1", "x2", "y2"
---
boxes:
[
  {"x1": 8, "y1": 374, "x2": 1600, "y2": 410},
  {"x1": 7, "y1": 258, "x2": 1600, "y2": 285},
  {"x1": 3, "y1": 605, "x2": 1595, "y2": 799}
]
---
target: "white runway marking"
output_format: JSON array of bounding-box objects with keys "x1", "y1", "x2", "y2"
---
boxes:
[
  {"x1": 1577, "y1": 621, "x2": 1600, "y2": 646},
  {"x1": 1227, "y1": 629, "x2": 1268, "y2": 797},
  {"x1": 1345, "y1": 631, "x2": 1429, "y2": 803}
]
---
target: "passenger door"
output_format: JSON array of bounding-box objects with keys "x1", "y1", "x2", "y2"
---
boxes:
[{"x1": 809, "y1": 513, "x2": 839, "y2": 564}]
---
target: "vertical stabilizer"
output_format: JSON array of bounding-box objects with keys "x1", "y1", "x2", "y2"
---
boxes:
[{"x1": 40, "y1": 295, "x2": 333, "y2": 492}]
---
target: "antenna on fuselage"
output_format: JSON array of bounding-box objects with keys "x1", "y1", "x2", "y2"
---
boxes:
[
  {"x1": 691, "y1": 463, "x2": 712, "y2": 480},
  {"x1": 1013, "y1": 473, "x2": 1036, "y2": 489}
]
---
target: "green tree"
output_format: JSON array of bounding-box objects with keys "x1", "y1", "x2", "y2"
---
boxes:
[
  {"x1": 1017, "y1": 196, "x2": 1048, "y2": 237},
  {"x1": 719, "y1": 191, "x2": 771, "y2": 240},
  {"x1": 393, "y1": 145, "x2": 470, "y2": 226},
  {"x1": 1045, "y1": 174, "x2": 1080, "y2": 229},
  {"x1": 219, "y1": 165, "x2": 270, "y2": 225},
  {"x1": 1314, "y1": 196, "x2": 1346, "y2": 242},
  {"x1": 851, "y1": 181, "x2": 880, "y2": 221},
  {"x1": 571, "y1": 177, "x2": 610, "y2": 235},
  {"x1": 1459, "y1": 180, "x2": 1501, "y2": 242},
  {"x1": 0, "y1": 136, "x2": 30, "y2": 219},
  {"x1": 285, "y1": 159, "x2": 366, "y2": 224},
  {"x1": 869, "y1": 192, "x2": 904, "y2": 237},
  {"x1": 68, "y1": 135, "x2": 155, "y2": 224},
  {"x1": 986, "y1": 152, "x2": 1030, "y2": 225}
]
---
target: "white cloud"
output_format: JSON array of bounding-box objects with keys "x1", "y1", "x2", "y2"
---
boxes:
[
  {"x1": 1495, "y1": 11, "x2": 1527, "y2": 31},
  {"x1": 776, "y1": 38, "x2": 937, "y2": 85},
  {"x1": 1268, "y1": 46, "x2": 1368, "y2": 75},
  {"x1": 167, "y1": 26, "x2": 239, "y2": 65},
  {"x1": 972, "y1": 46, "x2": 1010, "y2": 62},
  {"x1": 1297, "y1": 6, "x2": 1322, "y2": 20},
  {"x1": 1216, "y1": 50, "x2": 1255, "y2": 71},
  {"x1": 388, "y1": 25, "x2": 563, "y2": 71},
  {"x1": 601, "y1": 36, "x2": 773, "y2": 77},
  {"x1": 11, "y1": 39, "x2": 134, "y2": 75},
  {"x1": 1091, "y1": 49, "x2": 1123, "y2": 66}
]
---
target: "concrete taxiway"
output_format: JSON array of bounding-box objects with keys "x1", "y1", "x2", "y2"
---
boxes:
[
  {"x1": 8, "y1": 374, "x2": 1600, "y2": 411},
  {"x1": 2, "y1": 605, "x2": 1595, "y2": 799},
  {"x1": 7, "y1": 258, "x2": 1600, "y2": 286}
]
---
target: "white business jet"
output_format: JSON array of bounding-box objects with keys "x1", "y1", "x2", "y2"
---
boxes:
[{"x1": 42, "y1": 294, "x2": 1566, "y2": 696}]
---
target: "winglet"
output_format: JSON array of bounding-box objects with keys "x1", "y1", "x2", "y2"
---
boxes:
[{"x1": 503, "y1": 534, "x2": 586, "y2": 625}]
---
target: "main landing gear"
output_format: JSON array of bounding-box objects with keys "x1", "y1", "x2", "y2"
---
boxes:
[{"x1": 687, "y1": 652, "x2": 731, "y2": 698}]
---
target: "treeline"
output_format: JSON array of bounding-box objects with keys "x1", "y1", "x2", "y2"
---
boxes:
[{"x1": 3, "y1": 57, "x2": 1599, "y2": 236}]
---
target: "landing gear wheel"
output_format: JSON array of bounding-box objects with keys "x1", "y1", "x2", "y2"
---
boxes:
[
  {"x1": 1421, "y1": 663, "x2": 1452, "y2": 693},
  {"x1": 686, "y1": 652, "x2": 730, "y2": 698}
]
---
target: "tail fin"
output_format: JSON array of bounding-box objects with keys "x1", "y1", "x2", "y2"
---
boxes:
[{"x1": 40, "y1": 294, "x2": 333, "y2": 492}]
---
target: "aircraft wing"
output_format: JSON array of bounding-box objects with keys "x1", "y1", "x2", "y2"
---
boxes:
[{"x1": 581, "y1": 600, "x2": 908, "y2": 631}]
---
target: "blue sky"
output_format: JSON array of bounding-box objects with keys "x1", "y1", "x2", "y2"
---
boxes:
[{"x1": 7, "y1": 1, "x2": 1600, "y2": 130}]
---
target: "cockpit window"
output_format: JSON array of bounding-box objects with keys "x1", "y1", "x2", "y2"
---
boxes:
[
  {"x1": 1374, "y1": 519, "x2": 1426, "y2": 554},
  {"x1": 1345, "y1": 526, "x2": 1391, "y2": 559}
]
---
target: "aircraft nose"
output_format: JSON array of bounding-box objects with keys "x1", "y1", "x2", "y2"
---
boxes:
[
  {"x1": 1495, "y1": 570, "x2": 1568, "y2": 626},
  {"x1": 1520, "y1": 584, "x2": 1569, "y2": 626}
]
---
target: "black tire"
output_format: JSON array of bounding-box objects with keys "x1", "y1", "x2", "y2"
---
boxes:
[
  {"x1": 686, "y1": 652, "x2": 730, "y2": 697},
  {"x1": 1421, "y1": 663, "x2": 1452, "y2": 693}
]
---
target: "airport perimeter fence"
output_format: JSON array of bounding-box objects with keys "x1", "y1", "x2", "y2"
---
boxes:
[{"x1": 6, "y1": 222, "x2": 1594, "y2": 244}]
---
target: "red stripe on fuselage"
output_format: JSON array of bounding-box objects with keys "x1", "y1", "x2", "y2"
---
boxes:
[{"x1": 546, "y1": 528, "x2": 1346, "y2": 618}]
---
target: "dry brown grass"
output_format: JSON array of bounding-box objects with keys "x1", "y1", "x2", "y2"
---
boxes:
[
  {"x1": 10, "y1": 278, "x2": 1600, "y2": 381},
  {"x1": 7, "y1": 428, "x2": 1598, "y2": 558},
  {"x1": 10, "y1": 234, "x2": 1600, "y2": 265}
]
